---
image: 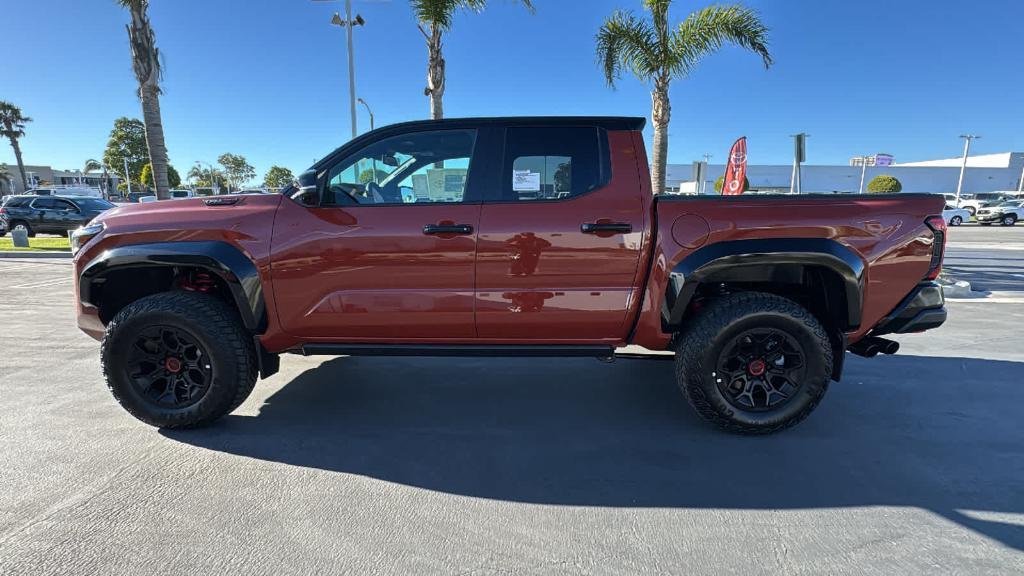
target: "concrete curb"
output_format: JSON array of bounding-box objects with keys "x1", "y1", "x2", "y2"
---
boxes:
[{"x1": 0, "y1": 251, "x2": 73, "y2": 259}]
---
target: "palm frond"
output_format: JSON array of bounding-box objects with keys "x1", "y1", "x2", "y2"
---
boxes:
[
  {"x1": 668, "y1": 4, "x2": 772, "y2": 78},
  {"x1": 412, "y1": 0, "x2": 532, "y2": 30},
  {"x1": 595, "y1": 10, "x2": 659, "y2": 88}
]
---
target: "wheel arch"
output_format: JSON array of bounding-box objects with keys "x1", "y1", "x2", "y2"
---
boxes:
[
  {"x1": 663, "y1": 238, "x2": 865, "y2": 334},
  {"x1": 79, "y1": 241, "x2": 266, "y2": 332}
]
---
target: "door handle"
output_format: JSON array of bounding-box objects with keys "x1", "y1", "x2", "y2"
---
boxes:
[
  {"x1": 581, "y1": 222, "x2": 632, "y2": 234},
  {"x1": 423, "y1": 223, "x2": 474, "y2": 235}
]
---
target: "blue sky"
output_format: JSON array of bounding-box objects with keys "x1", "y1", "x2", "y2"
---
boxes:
[{"x1": 2, "y1": 0, "x2": 1022, "y2": 183}]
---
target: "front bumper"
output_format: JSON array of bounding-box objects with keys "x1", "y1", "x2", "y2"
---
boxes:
[
  {"x1": 871, "y1": 281, "x2": 947, "y2": 335},
  {"x1": 975, "y1": 212, "x2": 1006, "y2": 222}
]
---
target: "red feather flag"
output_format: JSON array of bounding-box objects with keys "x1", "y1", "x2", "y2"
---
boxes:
[{"x1": 721, "y1": 137, "x2": 748, "y2": 196}]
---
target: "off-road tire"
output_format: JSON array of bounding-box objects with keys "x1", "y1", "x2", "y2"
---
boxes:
[
  {"x1": 674, "y1": 292, "x2": 833, "y2": 434},
  {"x1": 101, "y1": 291, "x2": 257, "y2": 428}
]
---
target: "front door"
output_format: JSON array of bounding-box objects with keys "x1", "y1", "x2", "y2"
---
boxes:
[
  {"x1": 474, "y1": 126, "x2": 647, "y2": 341},
  {"x1": 271, "y1": 128, "x2": 483, "y2": 340}
]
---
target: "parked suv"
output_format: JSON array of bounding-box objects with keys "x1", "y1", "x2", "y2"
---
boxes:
[
  {"x1": 976, "y1": 199, "x2": 1024, "y2": 226},
  {"x1": 73, "y1": 117, "x2": 948, "y2": 434},
  {"x1": 0, "y1": 195, "x2": 114, "y2": 237}
]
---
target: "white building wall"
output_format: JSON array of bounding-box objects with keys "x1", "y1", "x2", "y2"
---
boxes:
[{"x1": 668, "y1": 153, "x2": 1024, "y2": 194}]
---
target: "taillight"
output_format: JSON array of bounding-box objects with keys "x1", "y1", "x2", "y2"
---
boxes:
[
  {"x1": 924, "y1": 215, "x2": 946, "y2": 280},
  {"x1": 0, "y1": 207, "x2": 7, "y2": 216}
]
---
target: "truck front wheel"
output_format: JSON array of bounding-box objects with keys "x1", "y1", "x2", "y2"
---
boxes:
[
  {"x1": 674, "y1": 292, "x2": 833, "y2": 434},
  {"x1": 101, "y1": 291, "x2": 257, "y2": 428}
]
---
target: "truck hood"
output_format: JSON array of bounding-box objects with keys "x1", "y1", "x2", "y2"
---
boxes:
[{"x1": 92, "y1": 193, "x2": 284, "y2": 237}]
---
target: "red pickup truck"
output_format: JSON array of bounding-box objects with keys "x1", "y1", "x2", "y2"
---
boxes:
[{"x1": 72, "y1": 117, "x2": 947, "y2": 434}]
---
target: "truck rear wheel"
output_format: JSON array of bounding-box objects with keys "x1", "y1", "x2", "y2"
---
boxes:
[
  {"x1": 674, "y1": 292, "x2": 832, "y2": 434},
  {"x1": 101, "y1": 291, "x2": 257, "y2": 428}
]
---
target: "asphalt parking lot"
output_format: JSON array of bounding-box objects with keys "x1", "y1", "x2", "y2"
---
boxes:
[{"x1": 1, "y1": 226, "x2": 1023, "y2": 575}]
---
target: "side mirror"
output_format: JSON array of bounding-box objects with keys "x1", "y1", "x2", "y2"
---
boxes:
[
  {"x1": 292, "y1": 169, "x2": 321, "y2": 207},
  {"x1": 381, "y1": 154, "x2": 399, "y2": 167}
]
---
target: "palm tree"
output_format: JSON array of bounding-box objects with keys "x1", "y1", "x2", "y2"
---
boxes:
[
  {"x1": 0, "y1": 101, "x2": 31, "y2": 194},
  {"x1": 80, "y1": 158, "x2": 103, "y2": 186},
  {"x1": 117, "y1": 0, "x2": 171, "y2": 200},
  {"x1": 597, "y1": 1, "x2": 772, "y2": 194},
  {"x1": 412, "y1": 0, "x2": 534, "y2": 119},
  {"x1": 83, "y1": 159, "x2": 103, "y2": 174}
]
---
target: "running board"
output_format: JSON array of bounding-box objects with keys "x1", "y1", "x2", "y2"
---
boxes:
[{"x1": 300, "y1": 344, "x2": 616, "y2": 358}]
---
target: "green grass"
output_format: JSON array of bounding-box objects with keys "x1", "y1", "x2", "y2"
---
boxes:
[{"x1": 0, "y1": 236, "x2": 71, "y2": 252}]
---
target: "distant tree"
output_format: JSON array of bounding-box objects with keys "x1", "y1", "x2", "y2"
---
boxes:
[
  {"x1": 867, "y1": 174, "x2": 902, "y2": 194},
  {"x1": 141, "y1": 163, "x2": 181, "y2": 189},
  {"x1": 597, "y1": 1, "x2": 772, "y2": 195},
  {"x1": 217, "y1": 153, "x2": 256, "y2": 191},
  {"x1": 83, "y1": 159, "x2": 103, "y2": 174},
  {"x1": 103, "y1": 118, "x2": 150, "y2": 191},
  {"x1": 263, "y1": 166, "x2": 295, "y2": 189},
  {"x1": 714, "y1": 175, "x2": 750, "y2": 194},
  {"x1": 118, "y1": 0, "x2": 171, "y2": 199},
  {"x1": 0, "y1": 101, "x2": 31, "y2": 193},
  {"x1": 188, "y1": 165, "x2": 228, "y2": 191},
  {"x1": 412, "y1": 0, "x2": 535, "y2": 119},
  {"x1": 358, "y1": 168, "x2": 389, "y2": 184},
  {"x1": 554, "y1": 162, "x2": 571, "y2": 193}
]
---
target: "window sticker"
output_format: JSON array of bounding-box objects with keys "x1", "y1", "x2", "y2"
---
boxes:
[{"x1": 513, "y1": 170, "x2": 541, "y2": 192}]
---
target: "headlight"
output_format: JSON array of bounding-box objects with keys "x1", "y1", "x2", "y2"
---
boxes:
[{"x1": 70, "y1": 222, "x2": 105, "y2": 255}]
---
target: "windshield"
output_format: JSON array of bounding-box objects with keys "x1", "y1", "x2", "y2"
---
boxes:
[{"x1": 71, "y1": 198, "x2": 115, "y2": 211}]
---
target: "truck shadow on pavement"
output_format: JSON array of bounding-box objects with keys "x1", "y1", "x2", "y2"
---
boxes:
[{"x1": 164, "y1": 354, "x2": 1024, "y2": 551}]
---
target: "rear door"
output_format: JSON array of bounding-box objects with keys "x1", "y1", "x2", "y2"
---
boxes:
[
  {"x1": 474, "y1": 126, "x2": 647, "y2": 341},
  {"x1": 29, "y1": 198, "x2": 57, "y2": 232},
  {"x1": 271, "y1": 127, "x2": 484, "y2": 340}
]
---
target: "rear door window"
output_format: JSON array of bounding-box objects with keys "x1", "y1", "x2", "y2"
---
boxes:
[
  {"x1": 496, "y1": 126, "x2": 609, "y2": 202},
  {"x1": 32, "y1": 198, "x2": 57, "y2": 210}
]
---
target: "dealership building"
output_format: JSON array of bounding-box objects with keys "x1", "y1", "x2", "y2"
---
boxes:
[{"x1": 666, "y1": 152, "x2": 1024, "y2": 195}]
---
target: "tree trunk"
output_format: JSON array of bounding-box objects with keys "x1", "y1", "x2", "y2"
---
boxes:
[
  {"x1": 10, "y1": 137, "x2": 28, "y2": 193},
  {"x1": 649, "y1": 75, "x2": 671, "y2": 195},
  {"x1": 126, "y1": 2, "x2": 171, "y2": 200},
  {"x1": 139, "y1": 84, "x2": 171, "y2": 199},
  {"x1": 425, "y1": 25, "x2": 445, "y2": 120}
]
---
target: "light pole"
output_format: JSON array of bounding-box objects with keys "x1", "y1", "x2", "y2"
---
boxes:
[
  {"x1": 1018, "y1": 161, "x2": 1024, "y2": 193},
  {"x1": 123, "y1": 158, "x2": 132, "y2": 196},
  {"x1": 330, "y1": 2, "x2": 365, "y2": 140},
  {"x1": 701, "y1": 153, "x2": 712, "y2": 194},
  {"x1": 856, "y1": 156, "x2": 872, "y2": 194},
  {"x1": 955, "y1": 135, "x2": 980, "y2": 205},
  {"x1": 358, "y1": 97, "x2": 374, "y2": 131}
]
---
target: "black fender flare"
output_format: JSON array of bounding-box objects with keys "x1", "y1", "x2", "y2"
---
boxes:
[
  {"x1": 663, "y1": 238, "x2": 865, "y2": 331},
  {"x1": 79, "y1": 241, "x2": 266, "y2": 331}
]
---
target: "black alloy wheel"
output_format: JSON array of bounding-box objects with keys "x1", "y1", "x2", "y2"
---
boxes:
[
  {"x1": 126, "y1": 325, "x2": 214, "y2": 409},
  {"x1": 714, "y1": 328, "x2": 807, "y2": 412}
]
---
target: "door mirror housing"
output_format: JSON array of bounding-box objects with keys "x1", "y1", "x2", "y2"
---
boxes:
[{"x1": 291, "y1": 169, "x2": 321, "y2": 207}]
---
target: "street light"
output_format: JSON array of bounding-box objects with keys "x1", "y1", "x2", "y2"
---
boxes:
[
  {"x1": 329, "y1": 1, "x2": 365, "y2": 140},
  {"x1": 855, "y1": 155, "x2": 872, "y2": 194},
  {"x1": 357, "y1": 97, "x2": 374, "y2": 131},
  {"x1": 955, "y1": 135, "x2": 980, "y2": 206}
]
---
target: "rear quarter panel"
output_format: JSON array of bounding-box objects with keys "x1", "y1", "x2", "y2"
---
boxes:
[{"x1": 631, "y1": 193, "x2": 945, "y2": 350}]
